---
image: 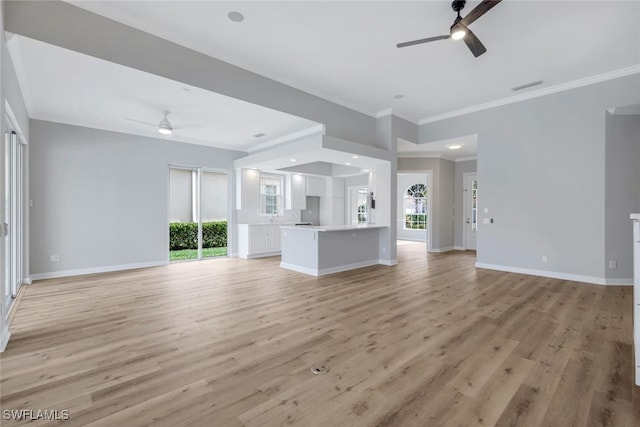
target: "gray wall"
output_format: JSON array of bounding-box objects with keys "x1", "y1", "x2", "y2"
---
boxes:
[
  {"x1": 397, "y1": 157, "x2": 455, "y2": 251},
  {"x1": 454, "y1": 160, "x2": 477, "y2": 248},
  {"x1": 29, "y1": 120, "x2": 243, "y2": 277},
  {"x1": 604, "y1": 113, "x2": 640, "y2": 280},
  {"x1": 420, "y1": 74, "x2": 640, "y2": 282}
]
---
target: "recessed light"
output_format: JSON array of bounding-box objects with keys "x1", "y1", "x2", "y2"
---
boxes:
[
  {"x1": 290, "y1": 158, "x2": 297, "y2": 162},
  {"x1": 346, "y1": 162, "x2": 351, "y2": 166},
  {"x1": 228, "y1": 11, "x2": 244, "y2": 22},
  {"x1": 363, "y1": 169, "x2": 369, "y2": 172},
  {"x1": 352, "y1": 155, "x2": 359, "y2": 159},
  {"x1": 393, "y1": 94, "x2": 404, "y2": 100},
  {"x1": 448, "y1": 144, "x2": 462, "y2": 150},
  {"x1": 182, "y1": 87, "x2": 191, "y2": 92}
]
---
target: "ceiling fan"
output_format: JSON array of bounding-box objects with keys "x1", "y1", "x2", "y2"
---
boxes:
[
  {"x1": 397, "y1": 0, "x2": 502, "y2": 57},
  {"x1": 125, "y1": 111, "x2": 198, "y2": 136}
]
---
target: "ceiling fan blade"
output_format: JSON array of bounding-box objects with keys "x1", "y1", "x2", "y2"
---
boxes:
[
  {"x1": 460, "y1": 0, "x2": 502, "y2": 27},
  {"x1": 463, "y1": 28, "x2": 487, "y2": 57},
  {"x1": 397, "y1": 35, "x2": 450, "y2": 48},
  {"x1": 124, "y1": 117, "x2": 157, "y2": 127}
]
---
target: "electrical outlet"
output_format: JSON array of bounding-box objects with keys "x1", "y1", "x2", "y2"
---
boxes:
[
  {"x1": 609, "y1": 260, "x2": 617, "y2": 269},
  {"x1": 542, "y1": 255, "x2": 548, "y2": 263},
  {"x1": 50, "y1": 254, "x2": 60, "y2": 262}
]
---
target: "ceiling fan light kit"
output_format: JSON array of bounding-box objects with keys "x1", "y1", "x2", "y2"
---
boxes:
[
  {"x1": 397, "y1": 0, "x2": 502, "y2": 57},
  {"x1": 157, "y1": 112, "x2": 173, "y2": 135}
]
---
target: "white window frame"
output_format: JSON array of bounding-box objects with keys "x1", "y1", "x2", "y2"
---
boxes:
[
  {"x1": 403, "y1": 183, "x2": 428, "y2": 230},
  {"x1": 260, "y1": 174, "x2": 283, "y2": 216}
]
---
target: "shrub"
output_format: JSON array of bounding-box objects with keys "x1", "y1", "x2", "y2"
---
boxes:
[{"x1": 169, "y1": 221, "x2": 227, "y2": 250}]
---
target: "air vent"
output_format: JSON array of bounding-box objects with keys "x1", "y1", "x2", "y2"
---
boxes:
[
  {"x1": 511, "y1": 80, "x2": 544, "y2": 91},
  {"x1": 252, "y1": 133, "x2": 267, "y2": 138}
]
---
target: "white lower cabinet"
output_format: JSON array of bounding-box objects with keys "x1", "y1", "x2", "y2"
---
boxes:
[{"x1": 238, "y1": 224, "x2": 283, "y2": 258}]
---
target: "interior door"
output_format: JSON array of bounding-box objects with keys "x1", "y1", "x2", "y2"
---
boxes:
[{"x1": 464, "y1": 173, "x2": 478, "y2": 250}]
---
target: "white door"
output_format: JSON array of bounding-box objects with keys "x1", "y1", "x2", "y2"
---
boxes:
[{"x1": 464, "y1": 173, "x2": 478, "y2": 250}]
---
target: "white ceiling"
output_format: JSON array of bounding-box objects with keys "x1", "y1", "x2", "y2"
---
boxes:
[
  {"x1": 7, "y1": 1, "x2": 640, "y2": 161},
  {"x1": 68, "y1": 0, "x2": 640, "y2": 124},
  {"x1": 7, "y1": 34, "x2": 320, "y2": 152}
]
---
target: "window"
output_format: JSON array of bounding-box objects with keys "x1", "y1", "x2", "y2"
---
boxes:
[
  {"x1": 404, "y1": 183, "x2": 427, "y2": 230},
  {"x1": 260, "y1": 174, "x2": 283, "y2": 215}
]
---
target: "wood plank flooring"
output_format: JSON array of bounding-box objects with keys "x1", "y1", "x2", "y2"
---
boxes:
[{"x1": 1, "y1": 242, "x2": 638, "y2": 426}]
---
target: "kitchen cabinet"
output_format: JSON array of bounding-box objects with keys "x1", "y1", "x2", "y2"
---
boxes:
[
  {"x1": 238, "y1": 224, "x2": 283, "y2": 258},
  {"x1": 286, "y1": 174, "x2": 306, "y2": 210},
  {"x1": 306, "y1": 175, "x2": 326, "y2": 197},
  {"x1": 236, "y1": 168, "x2": 260, "y2": 210}
]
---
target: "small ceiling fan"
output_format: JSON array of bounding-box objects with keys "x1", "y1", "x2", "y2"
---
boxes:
[
  {"x1": 125, "y1": 111, "x2": 198, "y2": 136},
  {"x1": 397, "y1": 0, "x2": 502, "y2": 57}
]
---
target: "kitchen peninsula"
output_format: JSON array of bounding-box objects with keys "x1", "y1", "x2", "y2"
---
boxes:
[{"x1": 279, "y1": 224, "x2": 388, "y2": 276}]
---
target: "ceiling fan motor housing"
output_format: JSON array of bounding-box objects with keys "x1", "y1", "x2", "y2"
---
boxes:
[{"x1": 451, "y1": 0, "x2": 466, "y2": 13}]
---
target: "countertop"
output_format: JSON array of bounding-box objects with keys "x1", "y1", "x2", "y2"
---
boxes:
[{"x1": 280, "y1": 224, "x2": 388, "y2": 232}]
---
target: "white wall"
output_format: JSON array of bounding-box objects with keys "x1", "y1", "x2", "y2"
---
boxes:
[
  {"x1": 454, "y1": 160, "x2": 477, "y2": 249},
  {"x1": 397, "y1": 172, "x2": 428, "y2": 242},
  {"x1": 420, "y1": 74, "x2": 640, "y2": 283},
  {"x1": 29, "y1": 120, "x2": 243, "y2": 278}
]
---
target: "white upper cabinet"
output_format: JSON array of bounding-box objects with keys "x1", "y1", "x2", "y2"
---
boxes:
[
  {"x1": 285, "y1": 174, "x2": 306, "y2": 210},
  {"x1": 236, "y1": 168, "x2": 260, "y2": 210},
  {"x1": 306, "y1": 175, "x2": 326, "y2": 197}
]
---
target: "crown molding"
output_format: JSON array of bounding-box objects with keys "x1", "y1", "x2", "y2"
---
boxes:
[
  {"x1": 455, "y1": 156, "x2": 477, "y2": 163},
  {"x1": 419, "y1": 64, "x2": 640, "y2": 125}
]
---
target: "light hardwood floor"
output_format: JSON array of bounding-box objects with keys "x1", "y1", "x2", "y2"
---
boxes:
[{"x1": 1, "y1": 242, "x2": 638, "y2": 426}]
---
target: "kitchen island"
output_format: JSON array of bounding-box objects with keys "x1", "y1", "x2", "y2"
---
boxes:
[{"x1": 279, "y1": 224, "x2": 388, "y2": 276}]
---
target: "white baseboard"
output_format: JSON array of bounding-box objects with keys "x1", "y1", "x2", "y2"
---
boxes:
[
  {"x1": 0, "y1": 329, "x2": 10, "y2": 352},
  {"x1": 30, "y1": 260, "x2": 167, "y2": 281},
  {"x1": 281, "y1": 259, "x2": 384, "y2": 276},
  {"x1": 242, "y1": 251, "x2": 281, "y2": 259},
  {"x1": 229, "y1": 252, "x2": 238, "y2": 258},
  {"x1": 379, "y1": 258, "x2": 398, "y2": 266},
  {"x1": 397, "y1": 237, "x2": 427, "y2": 242},
  {"x1": 22, "y1": 277, "x2": 33, "y2": 285},
  {"x1": 475, "y1": 262, "x2": 632, "y2": 286},
  {"x1": 454, "y1": 246, "x2": 466, "y2": 251},
  {"x1": 430, "y1": 246, "x2": 455, "y2": 253},
  {"x1": 604, "y1": 278, "x2": 633, "y2": 286},
  {"x1": 280, "y1": 262, "x2": 320, "y2": 276}
]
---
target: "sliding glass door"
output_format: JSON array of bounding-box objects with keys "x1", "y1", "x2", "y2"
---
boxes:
[
  {"x1": 2, "y1": 127, "x2": 25, "y2": 316},
  {"x1": 169, "y1": 166, "x2": 228, "y2": 262}
]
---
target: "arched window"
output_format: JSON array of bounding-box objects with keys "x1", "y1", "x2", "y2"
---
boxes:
[{"x1": 404, "y1": 183, "x2": 427, "y2": 230}]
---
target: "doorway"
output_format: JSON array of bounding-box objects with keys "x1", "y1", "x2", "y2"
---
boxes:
[
  {"x1": 169, "y1": 166, "x2": 228, "y2": 261},
  {"x1": 463, "y1": 173, "x2": 478, "y2": 250},
  {"x1": 347, "y1": 186, "x2": 368, "y2": 225}
]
